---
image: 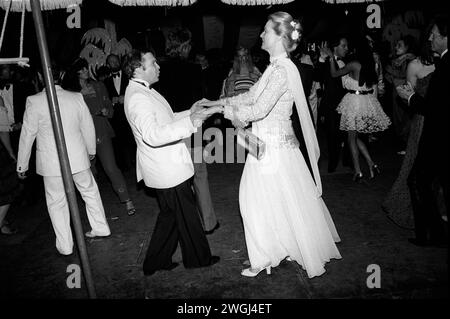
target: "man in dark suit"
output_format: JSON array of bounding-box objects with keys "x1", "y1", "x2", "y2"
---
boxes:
[
  {"x1": 317, "y1": 36, "x2": 351, "y2": 173},
  {"x1": 155, "y1": 27, "x2": 219, "y2": 235},
  {"x1": 104, "y1": 54, "x2": 135, "y2": 171},
  {"x1": 397, "y1": 15, "x2": 448, "y2": 247}
]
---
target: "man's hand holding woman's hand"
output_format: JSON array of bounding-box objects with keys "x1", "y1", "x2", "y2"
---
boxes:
[
  {"x1": 190, "y1": 99, "x2": 224, "y2": 128},
  {"x1": 198, "y1": 99, "x2": 224, "y2": 108}
]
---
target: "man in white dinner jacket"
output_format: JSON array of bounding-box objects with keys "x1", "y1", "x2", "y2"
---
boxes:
[
  {"x1": 16, "y1": 65, "x2": 110, "y2": 256},
  {"x1": 123, "y1": 49, "x2": 221, "y2": 276}
]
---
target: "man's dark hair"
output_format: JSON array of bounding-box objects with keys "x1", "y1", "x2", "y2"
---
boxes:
[
  {"x1": 432, "y1": 14, "x2": 448, "y2": 37},
  {"x1": 123, "y1": 48, "x2": 155, "y2": 80},
  {"x1": 123, "y1": 50, "x2": 145, "y2": 80},
  {"x1": 51, "y1": 62, "x2": 62, "y2": 85},
  {"x1": 106, "y1": 53, "x2": 120, "y2": 64}
]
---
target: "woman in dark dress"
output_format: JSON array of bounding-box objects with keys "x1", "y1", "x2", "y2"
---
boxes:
[
  {"x1": 0, "y1": 97, "x2": 20, "y2": 235},
  {"x1": 382, "y1": 38, "x2": 435, "y2": 228},
  {"x1": 63, "y1": 58, "x2": 136, "y2": 216}
]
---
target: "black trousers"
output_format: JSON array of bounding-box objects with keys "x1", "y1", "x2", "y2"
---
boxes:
[
  {"x1": 408, "y1": 157, "x2": 449, "y2": 242},
  {"x1": 143, "y1": 178, "x2": 212, "y2": 274},
  {"x1": 110, "y1": 104, "x2": 136, "y2": 171},
  {"x1": 325, "y1": 111, "x2": 350, "y2": 172}
]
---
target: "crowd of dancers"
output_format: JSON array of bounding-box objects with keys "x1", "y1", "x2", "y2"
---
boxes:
[{"x1": 0, "y1": 10, "x2": 447, "y2": 279}]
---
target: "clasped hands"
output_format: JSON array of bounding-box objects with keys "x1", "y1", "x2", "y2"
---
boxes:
[
  {"x1": 195, "y1": 99, "x2": 248, "y2": 129},
  {"x1": 396, "y1": 81, "x2": 414, "y2": 102},
  {"x1": 189, "y1": 98, "x2": 224, "y2": 128}
]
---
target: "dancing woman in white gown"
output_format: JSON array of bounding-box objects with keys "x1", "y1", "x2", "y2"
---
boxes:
[{"x1": 202, "y1": 12, "x2": 341, "y2": 278}]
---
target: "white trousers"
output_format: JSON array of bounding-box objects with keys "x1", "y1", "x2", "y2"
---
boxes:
[{"x1": 43, "y1": 169, "x2": 110, "y2": 255}]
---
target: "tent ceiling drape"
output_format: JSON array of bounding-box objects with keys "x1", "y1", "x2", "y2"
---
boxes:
[
  {"x1": 0, "y1": 0, "x2": 82, "y2": 11},
  {"x1": 107, "y1": 0, "x2": 197, "y2": 6},
  {"x1": 220, "y1": 0, "x2": 294, "y2": 5},
  {"x1": 321, "y1": 0, "x2": 384, "y2": 3}
]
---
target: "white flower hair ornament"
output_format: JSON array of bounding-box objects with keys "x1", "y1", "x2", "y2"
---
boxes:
[{"x1": 290, "y1": 21, "x2": 300, "y2": 41}]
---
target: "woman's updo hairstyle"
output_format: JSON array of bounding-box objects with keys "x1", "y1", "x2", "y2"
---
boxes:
[{"x1": 268, "y1": 11, "x2": 302, "y2": 54}]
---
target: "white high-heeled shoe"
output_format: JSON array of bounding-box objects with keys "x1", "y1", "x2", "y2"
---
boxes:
[{"x1": 241, "y1": 266, "x2": 271, "y2": 277}]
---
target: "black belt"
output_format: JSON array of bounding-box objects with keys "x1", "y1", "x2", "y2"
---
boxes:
[{"x1": 346, "y1": 89, "x2": 373, "y2": 95}]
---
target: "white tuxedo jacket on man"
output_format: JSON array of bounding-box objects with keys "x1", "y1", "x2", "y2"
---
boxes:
[
  {"x1": 124, "y1": 80, "x2": 196, "y2": 189},
  {"x1": 17, "y1": 85, "x2": 96, "y2": 176}
]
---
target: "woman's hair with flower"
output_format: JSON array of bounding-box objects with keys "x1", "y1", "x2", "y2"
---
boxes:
[{"x1": 268, "y1": 11, "x2": 302, "y2": 54}]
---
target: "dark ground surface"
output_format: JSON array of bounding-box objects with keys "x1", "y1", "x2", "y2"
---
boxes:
[{"x1": 0, "y1": 126, "x2": 448, "y2": 300}]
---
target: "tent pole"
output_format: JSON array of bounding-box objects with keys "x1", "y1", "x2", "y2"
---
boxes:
[{"x1": 30, "y1": 0, "x2": 97, "y2": 299}]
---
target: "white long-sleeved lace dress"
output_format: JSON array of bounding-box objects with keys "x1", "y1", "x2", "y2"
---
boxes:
[{"x1": 223, "y1": 57, "x2": 342, "y2": 278}]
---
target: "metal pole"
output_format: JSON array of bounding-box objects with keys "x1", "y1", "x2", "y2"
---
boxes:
[{"x1": 30, "y1": 0, "x2": 97, "y2": 299}]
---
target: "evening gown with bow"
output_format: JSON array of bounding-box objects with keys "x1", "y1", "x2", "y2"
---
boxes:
[
  {"x1": 382, "y1": 73, "x2": 432, "y2": 228},
  {"x1": 223, "y1": 56, "x2": 341, "y2": 278}
]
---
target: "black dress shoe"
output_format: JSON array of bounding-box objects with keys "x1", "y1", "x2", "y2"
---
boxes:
[
  {"x1": 143, "y1": 268, "x2": 155, "y2": 276},
  {"x1": 143, "y1": 262, "x2": 179, "y2": 276},
  {"x1": 408, "y1": 238, "x2": 430, "y2": 246},
  {"x1": 208, "y1": 256, "x2": 220, "y2": 266},
  {"x1": 185, "y1": 256, "x2": 220, "y2": 270},
  {"x1": 162, "y1": 262, "x2": 179, "y2": 271},
  {"x1": 205, "y1": 222, "x2": 220, "y2": 235},
  {"x1": 408, "y1": 238, "x2": 447, "y2": 247}
]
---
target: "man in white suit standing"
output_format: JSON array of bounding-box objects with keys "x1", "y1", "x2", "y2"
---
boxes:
[
  {"x1": 16, "y1": 65, "x2": 110, "y2": 256},
  {"x1": 123, "y1": 49, "x2": 222, "y2": 276}
]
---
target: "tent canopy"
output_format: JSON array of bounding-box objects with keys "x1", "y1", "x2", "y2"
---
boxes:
[{"x1": 0, "y1": 0, "x2": 82, "y2": 11}]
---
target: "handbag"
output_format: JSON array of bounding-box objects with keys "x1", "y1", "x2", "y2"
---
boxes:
[{"x1": 236, "y1": 128, "x2": 266, "y2": 160}]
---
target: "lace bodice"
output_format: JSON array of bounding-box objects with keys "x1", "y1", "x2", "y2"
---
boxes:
[
  {"x1": 223, "y1": 59, "x2": 299, "y2": 147},
  {"x1": 341, "y1": 75, "x2": 374, "y2": 91}
]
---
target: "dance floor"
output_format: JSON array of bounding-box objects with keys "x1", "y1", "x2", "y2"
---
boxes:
[{"x1": 0, "y1": 128, "x2": 447, "y2": 299}]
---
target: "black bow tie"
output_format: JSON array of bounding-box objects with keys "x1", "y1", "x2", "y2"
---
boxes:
[
  {"x1": 0, "y1": 83, "x2": 11, "y2": 90},
  {"x1": 112, "y1": 72, "x2": 120, "y2": 79},
  {"x1": 135, "y1": 81, "x2": 149, "y2": 89}
]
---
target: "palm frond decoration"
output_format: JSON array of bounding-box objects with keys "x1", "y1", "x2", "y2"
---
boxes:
[
  {"x1": 114, "y1": 38, "x2": 132, "y2": 57},
  {"x1": 79, "y1": 43, "x2": 106, "y2": 78},
  {"x1": 81, "y1": 27, "x2": 112, "y2": 54},
  {"x1": 79, "y1": 22, "x2": 132, "y2": 80}
]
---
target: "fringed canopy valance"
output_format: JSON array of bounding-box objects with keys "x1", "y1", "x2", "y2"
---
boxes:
[
  {"x1": 0, "y1": 0, "x2": 82, "y2": 11},
  {"x1": 108, "y1": 0, "x2": 197, "y2": 6},
  {"x1": 221, "y1": 0, "x2": 294, "y2": 4},
  {"x1": 322, "y1": 0, "x2": 384, "y2": 4}
]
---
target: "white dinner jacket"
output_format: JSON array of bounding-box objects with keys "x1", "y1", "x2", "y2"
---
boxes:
[
  {"x1": 17, "y1": 85, "x2": 96, "y2": 177},
  {"x1": 124, "y1": 79, "x2": 196, "y2": 189}
]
